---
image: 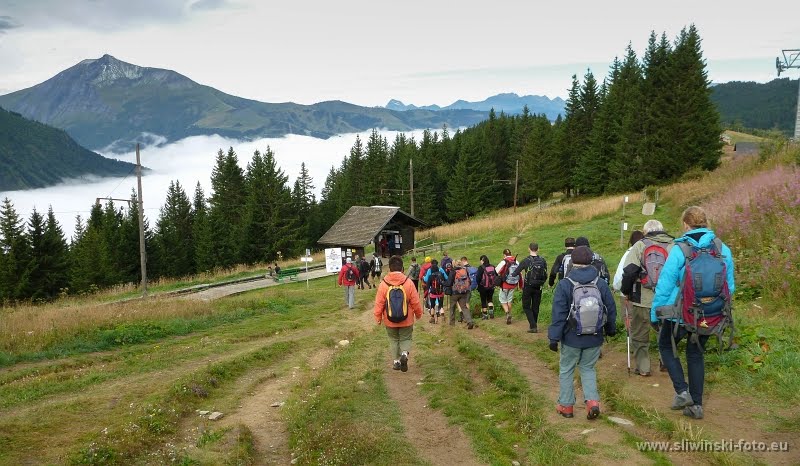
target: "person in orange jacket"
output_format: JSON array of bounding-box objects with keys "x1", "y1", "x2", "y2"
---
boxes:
[
  {"x1": 374, "y1": 255, "x2": 424, "y2": 372},
  {"x1": 338, "y1": 257, "x2": 360, "y2": 309}
]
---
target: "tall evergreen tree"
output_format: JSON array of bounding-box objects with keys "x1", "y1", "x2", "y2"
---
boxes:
[
  {"x1": 572, "y1": 69, "x2": 602, "y2": 194},
  {"x1": 208, "y1": 147, "x2": 246, "y2": 268},
  {"x1": 155, "y1": 181, "x2": 195, "y2": 277},
  {"x1": 41, "y1": 207, "x2": 70, "y2": 298},
  {"x1": 192, "y1": 183, "x2": 214, "y2": 272},
  {"x1": 0, "y1": 198, "x2": 30, "y2": 301},
  {"x1": 444, "y1": 133, "x2": 495, "y2": 220}
]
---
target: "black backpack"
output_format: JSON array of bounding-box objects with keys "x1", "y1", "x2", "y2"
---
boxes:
[
  {"x1": 345, "y1": 265, "x2": 356, "y2": 282},
  {"x1": 525, "y1": 256, "x2": 548, "y2": 287}
]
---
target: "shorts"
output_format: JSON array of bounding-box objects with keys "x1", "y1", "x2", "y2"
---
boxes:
[{"x1": 499, "y1": 288, "x2": 515, "y2": 304}]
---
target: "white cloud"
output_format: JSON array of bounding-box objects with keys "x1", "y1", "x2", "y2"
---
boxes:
[{"x1": 0, "y1": 129, "x2": 432, "y2": 238}]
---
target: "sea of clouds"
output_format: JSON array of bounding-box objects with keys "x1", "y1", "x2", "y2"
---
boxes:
[{"x1": 0, "y1": 129, "x2": 432, "y2": 239}]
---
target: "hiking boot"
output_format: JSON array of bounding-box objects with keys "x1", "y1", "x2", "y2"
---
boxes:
[
  {"x1": 586, "y1": 400, "x2": 601, "y2": 420},
  {"x1": 488, "y1": 305, "x2": 495, "y2": 318},
  {"x1": 634, "y1": 369, "x2": 652, "y2": 377},
  {"x1": 556, "y1": 404, "x2": 574, "y2": 418},
  {"x1": 489, "y1": 313, "x2": 495, "y2": 319},
  {"x1": 481, "y1": 312, "x2": 489, "y2": 320},
  {"x1": 683, "y1": 405, "x2": 703, "y2": 419},
  {"x1": 659, "y1": 359, "x2": 667, "y2": 372},
  {"x1": 458, "y1": 312, "x2": 464, "y2": 323},
  {"x1": 467, "y1": 322, "x2": 474, "y2": 330},
  {"x1": 429, "y1": 316, "x2": 436, "y2": 324},
  {"x1": 506, "y1": 313, "x2": 512, "y2": 325},
  {"x1": 528, "y1": 326, "x2": 538, "y2": 333},
  {"x1": 392, "y1": 361, "x2": 401, "y2": 370},
  {"x1": 400, "y1": 352, "x2": 409, "y2": 373},
  {"x1": 671, "y1": 391, "x2": 694, "y2": 410}
]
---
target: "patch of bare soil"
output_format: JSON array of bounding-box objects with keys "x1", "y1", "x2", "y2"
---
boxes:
[{"x1": 384, "y1": 362, "x2": 485, "y2": 466}]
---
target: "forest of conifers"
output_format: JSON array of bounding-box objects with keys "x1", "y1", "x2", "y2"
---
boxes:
[{"x1": 0, "y1": 25, "x2": 723, "y2": 302}]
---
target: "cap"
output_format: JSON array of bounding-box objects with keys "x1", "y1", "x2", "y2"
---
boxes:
[
  {"x1": 575, "y1": 236, "x2": 590, "y2": 247},
  {"x1": 346, "y1": 258, "x2": 352, "y2": 264},
  {"x1": 565, "y1": 237, "x2": 576, "y2": 247}
]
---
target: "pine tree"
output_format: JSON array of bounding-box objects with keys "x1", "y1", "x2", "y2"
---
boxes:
[
  {"x1": 641, "y1": 32, "x2": 674, "y2": 182},
  {"x1": 192, "y1": 183, "x2": 214, "y2": 272},
  {"x1": 292, "y1": 163, "x2": 316, "y2": 248},
  {"x1": 559, "y1": 75, "x2": 583, "y2": 196},
  {"x1": 155, "y1": 181, "x2": 195, "y2": 277},
  {"x1": 444, "y1": 133, "x2": 495, "y2": 220},
  {"x1": 42, "y1": 207, "x2": 70, "y2": 298},
  {"x1": 0, "y1": 198, "x2": 31, "y2": 301},
  {"x1": 572, "y1": 69, "x2": 602, "y2": 194},
  {"x1": 208, "y1": 147, "x2": 246, "y2": 268},
  {"x1": 608, "y1": 46, "x2": 647, "y2": 192}
]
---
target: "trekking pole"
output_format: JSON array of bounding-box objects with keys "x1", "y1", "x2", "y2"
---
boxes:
[{"x1": 624, "y1": 298, "x2": 631, "y2": 376}]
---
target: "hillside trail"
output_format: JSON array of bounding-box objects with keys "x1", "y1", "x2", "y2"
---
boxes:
[
  {"x1": 493, "y1": 317, "x2": 800, "y2": 465},
  {"x1": 467, "y1": 325, "x2": 676, "y2": 465}
]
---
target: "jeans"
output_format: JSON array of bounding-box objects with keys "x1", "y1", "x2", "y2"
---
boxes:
[
  {"x1": 386, "y1": 326, "x2": 414, "y2": 360},
  {"x1": 522, "y1": 286, "x2": 542, "y2": 328},
  {"x1": 449, "y1": 293, "x2": 473, "y2": 324},
  {"x1": 343, "y1": 285, "x2": 355, "y2": 309},
  {"x1": 658, "y1": 321, "x2": 709, "y2": 405},
  {"x1": 558, "y1": 344, "x2": 601, "y2": 406}
]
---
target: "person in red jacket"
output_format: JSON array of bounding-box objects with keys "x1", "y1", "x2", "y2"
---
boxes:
[
  {"x1": 495, "y1": 249, "x2": 521, "y2": 324},
  {"x1": 338, "y1": 257, "x2": 360, "y2": 309},
  {"x1": 374, "y1": 255, "x2": 424, "y2": 372}
]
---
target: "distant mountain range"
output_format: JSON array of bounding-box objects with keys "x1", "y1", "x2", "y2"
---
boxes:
[
  {"x1": 385, "y1": 93, "x2": 566, "y2": 120},
  {"x1": 0, "y1": 55, "x2": 489, "y2": 152},
  {"x1": 0, "y1": 106, "x2": 137, "y2": 191},
  {"x1": 710, "y1": 78, "x2": 798, "y2": 135}
]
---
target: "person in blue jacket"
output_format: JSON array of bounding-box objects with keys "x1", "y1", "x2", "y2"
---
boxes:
[
  {"x1": 549, "y1": 246, "x2": 617, "y2": 420},
  {"x1": 423, "y1": 259, "x2": 449, "y2": 322},
  {"x1": 651, "y1": 206, "x2": 735, "y2": 420}
]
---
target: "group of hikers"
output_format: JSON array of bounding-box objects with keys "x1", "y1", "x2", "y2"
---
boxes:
[{"x1": 361, "y1": 206, "x2": 734, "y2": 421}]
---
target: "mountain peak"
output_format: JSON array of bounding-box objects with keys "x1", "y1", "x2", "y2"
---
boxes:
[{"x1": 83, "y1": 54, "x2": 142, "y2": 85}]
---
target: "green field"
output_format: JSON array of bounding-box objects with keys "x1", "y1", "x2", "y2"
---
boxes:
[{"x1": 1, "y1": 146, "x2": 799, "y2": 465}]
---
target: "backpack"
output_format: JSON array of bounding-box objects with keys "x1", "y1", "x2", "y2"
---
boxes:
[
  {"x1": 567, "y1": 277, "x2": 607, "y2": 335},
  {"x1": 680, "y1": 239, "x2": 733, "y2": 349},
  {"x1": 345, "y1": 265, "x2": 356, "y2": 282},
  {"x1": 373, "y1": 257, "x2": 382, "y2": 272},
  {"x1": 467, "y1": 266, "x2": 479, "y2": 291},
  {"x1": 452, "y1": 267, "x2": 472, "y2": 294},
  {"x1": 441, "y1": 256, "x2": 453, "y2": 270},
  {"x1": 560, "y1": 252, "x2": 573, "y2": 278},
  {"x1": 429, "y1": 271, "x2": 444, "y2": 295},
  {"x1": 640, "y1": 239, "x2": 669, "y2": 290},
  {"x1": 408, "y1": 263, "x2": 420, "y2": 279},
  {"x1": 590, "y1": 253, "x2": 611, "y2": 284},
  {"x1": 481, "y1": 265, "x2": 497, "y2": 289},
  {"x1": 503, "y1": 258, "x2": 520, "y2": 285},
  {"x1": 384, "y1": 278, "x2": 409, "y2": 323},
  {"x1": 525, "y1": 256, "x2": 547, "y2": 287}
]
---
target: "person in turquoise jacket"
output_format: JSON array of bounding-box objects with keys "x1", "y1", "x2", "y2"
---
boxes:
[{"x1": 651, "y1": 206, "x2": 735, "y2": 420}]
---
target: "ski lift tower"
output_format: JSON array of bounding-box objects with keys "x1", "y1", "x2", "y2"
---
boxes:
[{"x1": 776, "y1": 49, "x2": 800, "y2": 140}]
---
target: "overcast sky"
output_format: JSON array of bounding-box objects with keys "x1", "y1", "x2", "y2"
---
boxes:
[{"x1": 0, "y1": 0, "x2": 796, "y2": 107}]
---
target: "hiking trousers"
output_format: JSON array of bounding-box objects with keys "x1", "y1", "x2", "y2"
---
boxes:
[
  {"x1": 386, "y1": 326, "x2": 414, "y2": 360},
  {"x1": 521, "y1": 286, "x2": 542, "y2": 329},
  {"x1": 630, "y1": 304, "x2": 652, "y2": 373},
  {"x1": 343, "y1": 285, "x2": 355, "y2": 309},
  {"x1": 659, "y1": 321, "x2": 709, "y2": 405},
  {"x1": 558, "y1": 344, "x2": 601, "y2": 406},
  {"x1": 448, "y1": 292, "x2": 473, "y2": 325}
]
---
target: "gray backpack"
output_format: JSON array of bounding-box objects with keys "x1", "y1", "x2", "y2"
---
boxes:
[{"x1": 567, "y1": 277, "x2": 607, "y2": 335}]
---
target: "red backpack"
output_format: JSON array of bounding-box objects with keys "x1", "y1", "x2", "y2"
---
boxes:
[
  {"x1": 481, "y1": 265, "x2": 497, "y2": 289},
  {"x1": 640, "y1": 239, "x2": 669, "y2": 290}
]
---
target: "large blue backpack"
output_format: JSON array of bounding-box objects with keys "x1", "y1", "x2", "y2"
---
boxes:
[{"x1": 384, "y1": 278, "x2": 409, "y2": 323}]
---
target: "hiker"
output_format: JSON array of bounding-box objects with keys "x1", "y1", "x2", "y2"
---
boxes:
[
  {"x1": 337, "y1": 257, "x2": 360, "y2": 309},
  {"x1": 370, "y1": 253, "x2": 383, "y2": 281},
  {"x1": 651, "y1": 206, "x2": 735, "y2": 420},
  {"x1": 440, "y1": 251, "x2": 453, "y2": 271},
  {"x1": 423, "y1": 259, "x2": 448, "y2": 323},
  {"x1": 374, "y1": 255, "x2": 424, "y2": 372},
  {"x1": 407, "y1": 256, "x2": 421, "y2": 291},
  {"x1": 267, "y1": 266, "x2": 273, "y2": 277},
  {"x1": 573, "y1": 237, "x2": 611, "y2": 284},
  {"x1": 380, "y1": 236, "x2": 389, "y2": 257},
  {"x1": 359, "y1": 255, "x2": 372, "y2": 289},
  {"x1": 388, "y1": 235, "x2": 395, "y2": 254},
  {"x1": 621, "y1": 221, "x2": 673, "y2": 376},
  {"x1": 274, "y1": 262, "x2": 281, "y2": 275},
  {"x1": 419, "y1": 256, "x2": 433, "y2": 310},
  {"x1": 509, "y1": 242, "x2": 548, "y2": 333},
  {"x1": 548, "y1": 237, "x2": 576, "y2": 287},
  {"x1": 495, "y1": 249, "x2": 520, "y2": 324},
  {"x1": 445, "y1": 257, "x2": 475, "y2": 329},
  {"x1": 613, "y1": 230, "x2": 644, "y2": 292},
  {"x1": 549, "y1": 246, "x2": 617, "y2": 420},
  {"x1": 475, "y1": 255, "x2": 497, "y2": 319}
]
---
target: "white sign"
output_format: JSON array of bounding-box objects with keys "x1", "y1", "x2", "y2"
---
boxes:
[
  {"x1": 624, "y1": 196, "x2": 629, "y2": 203},
  {"x1": 300, "y1": 257, "x2": 313, "y2": 262},
  {"x1": 623, "y1": 222, "x2": 629, "y2": 231},
  {"x1": 305, "y1": 248, "x2": 311, "y2": 256},
  {"x1": 325, "y1": 248, "x2": 343, "y2": 273}
]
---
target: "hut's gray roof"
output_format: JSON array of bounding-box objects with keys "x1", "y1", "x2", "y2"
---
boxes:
[{"x1": 317, "y1": 206, "x2": 426, "y2": 247}]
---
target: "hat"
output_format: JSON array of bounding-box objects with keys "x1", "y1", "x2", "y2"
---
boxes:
[
  {"x1": 424, "y1": 256, "x2": 431, "y2": 263},
  {"x1": 575, "y1": 236, "x2": 590, "y2": 247},
  {"x1": 346, "y1": 258, "x2": 352, "y2": 264},
  {"x1": 571, "y1": 246, "x2": 593, "y2": 265},
  {"x1": 565, "y1": 237, "x2": 576, "y2": 247}
]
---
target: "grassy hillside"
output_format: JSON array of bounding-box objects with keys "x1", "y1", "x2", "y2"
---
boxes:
[
  {"x1": 0, "y1": 107, "x2": 137, "y2": 191},
  {"x1": 1, "y1": 140, "x2": 798, "y2": 465}
]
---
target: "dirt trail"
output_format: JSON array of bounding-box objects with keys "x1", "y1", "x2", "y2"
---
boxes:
[
  {"x1": 469, "y1": 327, "x2": 661, "y2": 465},
  {"x1": 491, "y1": 319, "x2": 800, "y2": 465},
  {"x1": 183, "y1": 269, "x2": 333, "y2": 301}
]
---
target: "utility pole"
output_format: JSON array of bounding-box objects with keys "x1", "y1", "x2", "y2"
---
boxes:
[
  {"x1": 776, "y1": 49, "x2": 800, "y2": 140},
  {"x1": 136, "y1": 143, "x2": 148, "y2": 297},
  {"x1": 513, "y1": 159, "x2": 519, "y2": 213},
  {"x1": 409, "y1": 158, "x2": 415, "y2": 216}
]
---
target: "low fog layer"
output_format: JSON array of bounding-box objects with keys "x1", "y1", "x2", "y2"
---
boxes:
[{"x1": 0, "y1": 129, "x2": 431, "y2": 239}]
